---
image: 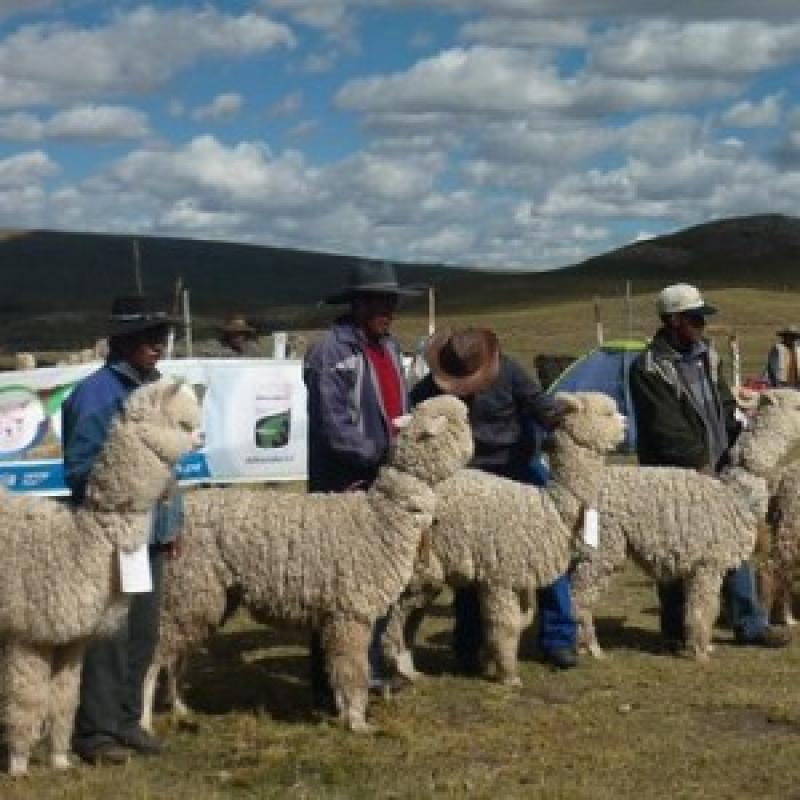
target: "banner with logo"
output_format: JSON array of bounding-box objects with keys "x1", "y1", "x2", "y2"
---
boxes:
[{"x1": 0, "y1": 359, "x2": 308, "y2": 495}]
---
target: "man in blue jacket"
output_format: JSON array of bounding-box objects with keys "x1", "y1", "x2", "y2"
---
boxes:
[
  {"x1": 304, "y1": 261, "x2": 419, "y2": 710},
  {"x1": 65, "y1": 295, "x2": 185, "y2": 765}
]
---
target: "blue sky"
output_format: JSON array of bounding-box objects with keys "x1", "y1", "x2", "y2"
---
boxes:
[{"x1": 1, "y1": 1, "x2": 800, "y2": 270}]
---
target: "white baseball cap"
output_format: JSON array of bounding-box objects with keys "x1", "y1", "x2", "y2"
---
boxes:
[{"x1": 656, "y1": 283, "x2": 717, "y2": 316}]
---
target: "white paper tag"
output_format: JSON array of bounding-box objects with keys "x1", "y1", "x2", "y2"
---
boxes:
[
  {"x1": 583, "y1": 508, "x2": 599, "y2": 549},
  {"x1": 119, "y1": 544, "x2": 152, "y2": 594}
]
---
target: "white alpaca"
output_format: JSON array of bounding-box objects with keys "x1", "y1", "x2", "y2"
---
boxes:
[
  {"x1": 141, "y1": 395, "x2": 474, "y2": 734},
  {"x1": 0, "y1": 380, "x2": 200, "y2": 776},
  {"x1": 381, "y1": 392, "x2": 626, "y2": 687},
  {"x1": 570, "y1": 389, "x2": 800, "y2": 660}
]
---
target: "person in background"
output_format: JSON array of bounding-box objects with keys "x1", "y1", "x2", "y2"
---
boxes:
[
  {"x1": 630, "y1": 282, "x2": 788, "y2": 651},
  {"x1": 218, "y1": 313, "x2": 260, "y2": 357},
  {"x1": 303, "y1": 261, "x2": 420, "y2": 709},
  {"x1": 765, "y1": 325, "x2": 800, "y2": 388},
  {"x1": 410, "y1": 327, "x2": 578, "y2": 671},
  {"x1": 64, "y1": 295, "x2": 186, "y2": 765}
]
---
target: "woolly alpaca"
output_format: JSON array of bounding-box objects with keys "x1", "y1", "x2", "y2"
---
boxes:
[
  {"x1": 0, "y1": 380, "x2": 200, "y2": 776},
  {"x1": 728, "y1": 389, "x2": 800, "y2": 625},
  {"x1": 381, "y1": 392, "x2": 626, "y2": 687},
  {"x1": 569, "y1": 390, "x2": 800, "y2": 661},
  {"x1": 142, "y1": 395, "x2": 473, "y2": 734}
]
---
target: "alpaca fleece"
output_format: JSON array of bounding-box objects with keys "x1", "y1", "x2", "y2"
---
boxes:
[
  {"x1": 143, "y1": 395, "x2": 473, "y2": 734},
  {"x1": 571, "y1": 390, "x2": 800, "y2": 660},
  {"x1": 0, "y1": 380, "x2": 200, "y2": 776},
  {"x1": 382, "y1": 392, "x2": 625, "y2": 687}
]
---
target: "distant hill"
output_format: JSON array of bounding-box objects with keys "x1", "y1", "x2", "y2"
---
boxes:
[{"x1": 2, "y1": 213, "x2": 799, "y2": 349}]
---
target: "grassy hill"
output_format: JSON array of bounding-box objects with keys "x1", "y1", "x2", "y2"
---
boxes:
[{"x1": 2, "y1": 212, "x2": 800, "y2": 350}]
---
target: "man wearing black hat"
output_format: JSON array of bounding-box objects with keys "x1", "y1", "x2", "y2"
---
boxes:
[
  {"x1": 410, "y1": 327, "x2": 578, "y2": 671},
  {"x1": 303, "y1": 261, "x2": 419, "y2": 708},
  {"x1": 63, "y1": 295, "x2": 184, "y2": 764},
  {"x1": 766, "y1": 325, "x2": 800, "y2": 388}
]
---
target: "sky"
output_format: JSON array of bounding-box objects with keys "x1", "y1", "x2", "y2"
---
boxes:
[{"x1": 1, "y1": 1, "x2": 800, "y2": 271}]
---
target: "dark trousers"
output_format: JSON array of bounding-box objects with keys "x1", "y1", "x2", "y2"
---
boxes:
[
  {"x1": 453, "y1": 575, "x2": 576, "y2": 665},
  {"x1": 73, "y1": 546, "x2": 165, "y2": 752}
]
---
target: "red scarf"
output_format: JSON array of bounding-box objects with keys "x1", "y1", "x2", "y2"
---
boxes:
[{"x1": 364, "y1": 341, "x2": 403, "y2": 435}]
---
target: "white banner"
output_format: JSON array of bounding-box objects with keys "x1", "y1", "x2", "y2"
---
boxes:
[{"x1": 0, "y1": 358, "x2": 308, "y2": 495}]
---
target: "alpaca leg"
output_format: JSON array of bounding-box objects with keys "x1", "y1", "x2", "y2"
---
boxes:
[
  {"x1": 773, "y1": 566, "x2": 796, "y2": 626},
  {"x1": 757, "y1": 559, "x2": 778, "y2": 624},
  {"x1": 167, "y1": 654, "x2": 190, "y2": 716},
  {"x1": 480, "y1": 586, "x2": 523, "y2": 687},
  {"x1": 140, "y1": 660, "x2": 160, "y2": 733},
  {"x1": 322, "y1": 618, "x2": 373, "y2": 733},
  {"x1": 4, "y1": 641, "x2": 51, "y2": 776},
  {"x1": 685, "y1": 569, "x2": 723, "y2": 662},
  {"x1": 571, "y1": 558, "x2": 616, "y2": 660},
  {"x1": 49, "y1": 642, "x2": 85, "y2": 770},
  {"x1": 382, "y1": 581, "x2": 440, "y2": 682}
]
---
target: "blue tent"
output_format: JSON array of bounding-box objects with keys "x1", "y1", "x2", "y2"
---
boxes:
[{"x1": 548, "y1": 339, "x2": 646, "y2": 452}]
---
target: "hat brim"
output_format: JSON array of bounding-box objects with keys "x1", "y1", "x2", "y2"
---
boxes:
[
  {"x1": 425, "y1": 328, "x2": 501, "y2": 397},
  {"x1": 108, "y1": 315, "x2": 183, "y2": 337},
  {"x1": 220, "y1": 325, "x2": 257, "y2": 336},
  {"x1": 324, "y1": 285, "x2": 423, "y2": 305},
  {"x1": 777, "y1": 328, "x2": 800, "y2": 337},
  {"x1": 680, "y1": 303, "x2": 717, "y2": 316}
]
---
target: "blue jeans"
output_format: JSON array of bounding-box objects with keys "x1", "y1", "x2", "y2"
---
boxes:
[
  {"x1": 537, "y1": 574, "x2": 577, "y2": 652},
  {"x1": 658, "y1": 563, "x2": 767, "y2": 642}
]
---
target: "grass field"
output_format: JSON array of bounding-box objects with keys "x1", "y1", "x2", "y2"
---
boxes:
[
  {"x1": 4, "y1": 284, "x2": 800, "y2": 798},
  {"x1": 4, "y1": 567, "x2": 800, "y2": 800}
]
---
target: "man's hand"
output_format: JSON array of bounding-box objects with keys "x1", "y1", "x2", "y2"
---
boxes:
[{"x1": 167, "y1": 535, "x2": 185, "y2": 560}]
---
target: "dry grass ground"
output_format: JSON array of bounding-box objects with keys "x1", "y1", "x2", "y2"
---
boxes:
[{"x1": 4, "y1": 567, "x2": 800, "y2": 799}]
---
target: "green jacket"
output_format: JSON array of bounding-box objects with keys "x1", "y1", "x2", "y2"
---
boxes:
[{"x1": 629, "y1": 329, "x2": 739, "y2": 471}]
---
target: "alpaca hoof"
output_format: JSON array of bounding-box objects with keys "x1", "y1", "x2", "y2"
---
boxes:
[
  {"x1": 394, "y1": 651, "x2": 421, "y2": 682},
  {"x1": 588, "y1": 642, "x2": 606, "y2": 660},
  {"x1": 8, "y1": 754, "x2": 29, "y2": 777},
  {"x1": 501, "y1": 675, "x2": 522, "y2": 688},
  {"x1": 51, "y1": 753, "x2": 72, "y2": 770},
  {"x1": 173, "y1": 697, "x2": 190, "y2": 716},
  {"x1": 346, "y1": 718, "x2": 376, "y2": 734}
]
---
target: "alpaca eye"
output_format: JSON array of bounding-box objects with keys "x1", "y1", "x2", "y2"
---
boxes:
[{"x1": 179, "y1": 421, "x2": 194, "y2": 432}]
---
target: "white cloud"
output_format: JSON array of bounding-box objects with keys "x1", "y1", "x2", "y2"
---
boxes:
[
  {"x1": 286, "y1": 119, "x2": 318, "y2": 140},
  {"x1": 192, "y1": 93, "x2": 244, "y2": 122},
  {"x1": 267, "y1": 90, "x2": 304, "y2": 117},
  {"x1": 0, "y1": 150, "x2": 58, "y2": 186},
  {"x1": 0, "y1": 105, "x2": 150, "y2": 141},
  {"x1": 722, "y1": 94, "x2": 783, "y2": 127},
  {"x1": 0, "y1": 7, "x2": 295, "y2": 108},
  {"x1": 460, "y1": 17, "x2": 588, "y2": 48}
]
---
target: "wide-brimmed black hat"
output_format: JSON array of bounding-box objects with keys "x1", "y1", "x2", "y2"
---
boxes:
[
  {"x1": 324, "y1": 261, "x2": 422, "y2": 305},
  {"x1": 219, "y1": 313, "x2": 256, "y2": 337},
  {"x1": 777, "y1": 324, "x2": 800, "y2": 339},
  {"x1": 425, "y1": 327, "x2": 500, "y2": 397},
  {"x1": 108, "y1": 295, "x2": 182, "y2": 337}
]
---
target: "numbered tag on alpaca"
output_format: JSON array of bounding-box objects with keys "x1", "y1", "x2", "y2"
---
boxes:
[
  {"x1": 119, "y1": 543, "x2": 152, "y2": 594},
  {"x1": 582, "y1": 508, "x2": 599, "y2": 549}
]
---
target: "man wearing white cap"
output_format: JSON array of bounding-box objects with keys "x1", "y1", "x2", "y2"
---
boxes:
[{"x1": 629, "y1": 283, "x2": 787, "y2": 650}]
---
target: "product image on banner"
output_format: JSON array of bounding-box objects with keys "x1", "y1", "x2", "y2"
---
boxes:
[{"x1": 254, "y1": 384, "x2": 291, "y2": 448}]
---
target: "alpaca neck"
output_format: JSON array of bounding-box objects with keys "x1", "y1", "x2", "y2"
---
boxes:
[
  {"x1": 545, "y1": 432, "x2": 606, "y2": 531},
  {"x1": 735, "y1": 423, "x2": 799, "y2": 480}
]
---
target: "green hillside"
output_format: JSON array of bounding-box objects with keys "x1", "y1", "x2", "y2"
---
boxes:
[{"x1": 2, "y1": 213, "x2": 800, "y2": 350}]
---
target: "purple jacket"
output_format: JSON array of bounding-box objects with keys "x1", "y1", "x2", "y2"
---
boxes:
[{"x1": 303, "y1": 317, "x2": 408, "y2": 492}]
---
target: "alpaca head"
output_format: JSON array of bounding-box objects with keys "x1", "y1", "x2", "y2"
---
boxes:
[
  {"x1": 84, "y1": 379, "x2": 201, "y2": 512},
  {"x1": 390, "y1": 395, "x2": 474, "y2": 485},
  {"x1": 552, "y1": 392, "x2": 626, "y2": 455},
  {"x1": 732, "y1": 388, "x2": 800, "y2": 477}
]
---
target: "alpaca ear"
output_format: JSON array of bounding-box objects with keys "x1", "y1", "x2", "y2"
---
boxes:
[
  {"x1": 394, "y1": 413, "x2": 412, "y2": 430},
  {"x1": 553, "y1": 392, "x2": 581, "y2": 414}
]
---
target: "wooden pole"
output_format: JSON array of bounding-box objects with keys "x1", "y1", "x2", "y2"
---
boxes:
[
  {"x1": 183, "y1": 288, "x2": 192, "y2": 358},
  {"x1": 132, "y1": 239, "x2": 143, "y2": 294},
  {"x1": 594, "y1": 297, "x2": 604, "y2": 345},
  {"x1": 428, "y1": 286, "x2": 435, "y2": 337},
  {"x1": 625, "y1": 280, "x2": 633, "y2": 339}
]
